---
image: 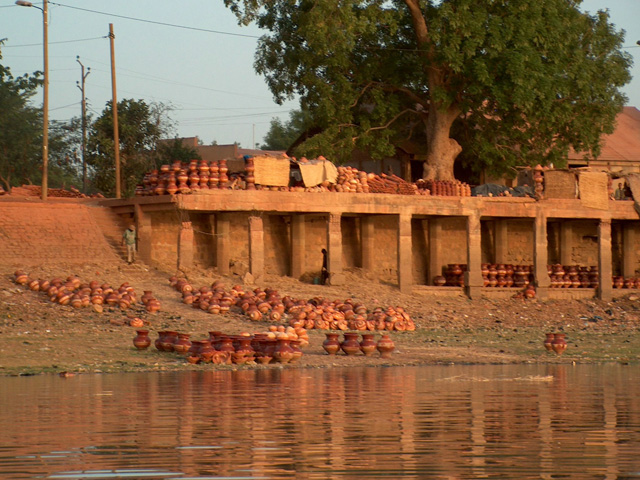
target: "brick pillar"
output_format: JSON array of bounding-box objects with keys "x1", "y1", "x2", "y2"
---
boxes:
[
  {"x1": 291, "y1": 214, "x2": 306, "y2": 279},
  {"x1": 598, "y1": 219, "x2": 613, "y2": 301},
  {"x1": 361, "y1": 216, "x2": 375, "y2": 271},
  {"x1": 207, "y1": 214, "x2": 216, "y2": 269},
  {"x1": 397, "y1": 212, "x2": 413, "y2": 293},
  {"x1": 429, "y1": 217, "x2": 444, "y2": 283},
  {"x1": 465, "y1": 213, "x2": 484, "y2": 299},
  {"x1": 560, "y1": 222, "x2": 573, "y2": 266},
  {"x1": 622, "y1": 223, "x2": 637, "y2": 278},
  {"x1": 216, "y1": 213, "x2": 230, "y2": 275},
  {"x1": 178, "y1": 221, "x2": 194, "y2": 270},
  {"x1": 533, "y1": 212, "x2": 550, "y2": 299},
  {"x1": 327, "y1": 213, "x2": 345, "y2": 285},
  {"x1": 134, "y1": 203, "x2": 152, "y2": 264},
  {"x1": 494, "y1": 219, "x2": 508, "y2": 264},
  {"x1": 249, "y1": 215, "x2": 264, "y2": 282}
]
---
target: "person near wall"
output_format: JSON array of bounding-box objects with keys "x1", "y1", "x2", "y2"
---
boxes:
[
  {"x1": 122, "y1": 224, "x2": 136, "y2": 264},
  {"x1": 614, "y1": 181, "x2": 627, "y2": 200},
  {"x1": 321, "y1": 248, "x2": 329, "y2": 285}
]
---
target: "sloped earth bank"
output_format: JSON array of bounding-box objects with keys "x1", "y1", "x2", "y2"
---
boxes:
[{"x1": 2, "y1": 262, "x2": 640, "y2": 376}]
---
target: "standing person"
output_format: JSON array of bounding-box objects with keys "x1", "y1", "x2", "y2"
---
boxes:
[
  {"x1": 321, "y1": 248, "x2": 329, "y2": 285},
  {"x1": 122, "y1": 224, "x2": 136, "y2": 264},
  {"x1": 614, "y1": 182, "x2": 626, "y2": 200}
]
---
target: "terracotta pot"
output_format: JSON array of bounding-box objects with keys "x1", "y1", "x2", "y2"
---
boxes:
[
  {"x1": 235, "y1": 336, "x2": 255, "y2": 363},
  {"x1": 322, "y1": 333, "x2": 341, "y2": 355},
  {"x1": 341, "y1": 332, "x2": 361, "y2": 356},
  {"x1": 173, "y1": 333, "x2": 192, "y2": 355},
  {"x1": 552, "y1": 333, "x2": 567, "y2": 355},
  {"x1": 273, "y1": 338, "x2": 294, "y2": 364},
  {"x1": 133, "y1": 330, "x2": 151, "y2": 350},
  {"x1": 289, "y1": 339, "x2": 303, "y2": 363},
  {"x1": 155, "y1": 331, "x2": 167, "y2": 351},
  {"x1": 160, "y1": 331, "x2": 179, "y2": 352},
  {"x1": 543, "y1": 333, "x2": 554, "y2": 352},
  {"x1": 359, "y1": 333, "x2": 377, "y2": 356},
  {"x1": 141, "y1": 290, "x2": 154, "y2": 305},
  {"x1": 199, "y1": 340, "x2": 215, "y2": 363},
  {"x1": 377, "y1": 334, "x2": 395, "y2": 359}
]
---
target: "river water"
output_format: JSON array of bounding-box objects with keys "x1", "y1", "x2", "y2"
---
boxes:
[{"x1": 2, "y1": 364, "x2": 640, "y2": 479}]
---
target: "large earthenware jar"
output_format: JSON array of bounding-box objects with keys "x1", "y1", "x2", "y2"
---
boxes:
[
  {"x1": 289, "y1": 339, "x2": 303, "y2": 363},
  {"x1": 235, "y1": 336, "x2": 255, "y2": 363},
  {"x1": 199, "y1": 340, "x2": 215, "y2": 363},
  {"x1": 155, "y1": 331, "x2": 167, "y2": 351},
  {"x1": 133, "y1": 330, "x2": 151, "y2": 350},
  {"x1": 218, "y1": 335, "x2": 235, "y2": 355},
  {"x1": 160, "y1": 331, "x2": 179, "y2": 352},
  {"x1": 376, "y1": 334, "x2": 395, "y2": 359},
  {"x1": 322, "y1": 332, "x2": 341, "y2": 355},
  {"x1": 141, "y1": 290, "x2": 154, "y2": 306},
  {"x1": 552, "y1": 333, "x2": 567, "y2": 355},
  {"x1": 273, "y1": 337, "x2": 294, "y2": 364},
  {"x1": 543, "y1": 333, "x2": 555, "y2": 352},
  {"x1": 173, "y1": 333, "x2": 192, "y2": 355},
  {"x1": 341, "y1": 332, "x2": 361, "y2": 356},
  {"x1": 359, "y1": 333, "x2": 377, "y2": 356}
]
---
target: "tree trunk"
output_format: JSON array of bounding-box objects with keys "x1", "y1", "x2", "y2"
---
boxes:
[{"x1": 422, "y1": 105, "x2": 461, "y2": 181}]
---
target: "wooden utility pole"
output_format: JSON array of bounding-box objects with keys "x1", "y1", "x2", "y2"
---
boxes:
[
  {"x1": 76, "y1": 56, "x2": 90, "y2": 193},
  {"x1": 109, "y1": 23, "x2": 121, "y2": 199}
]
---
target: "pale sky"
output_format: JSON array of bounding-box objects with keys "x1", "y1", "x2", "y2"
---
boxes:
[{"x1": 1, "y1": 0, "x2": 639, "y2": 149}]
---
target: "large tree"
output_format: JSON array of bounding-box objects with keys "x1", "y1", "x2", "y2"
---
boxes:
[
  {"x1": 0, "y1": 42, "x2": 43, "y2": 191},
  {"x1": 261, "y1": 108, "x2": 314, "y2": 151},
  {"x1": 224, "y1": 0, "x2": 631, "y2": 180},
  {"x1": 87, "y1": 99, "x2": 172, "y2": 197}
]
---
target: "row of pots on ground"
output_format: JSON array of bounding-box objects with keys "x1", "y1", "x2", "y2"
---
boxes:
[
  {"x1": 13, "y1": 271, "x2": 161, "y2": 312},
  {"x1": 168, "y1": 276, "x2": 416, "y2": 332}
]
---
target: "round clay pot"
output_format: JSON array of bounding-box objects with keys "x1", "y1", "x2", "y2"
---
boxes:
[
  {"x1": 322, "y1": 333, "x2": 341, "y2": 355},
  {"x1": 173, "y1": 333, "x2": 192, "y2": 355},
  {"x1": 359, "y1": 333, "x2": 377, "y2": 356},
  {"x1": 376, "y1": 334, "x2": 395, "y2": 359},
  {"x1": 543, "y1": 333, "x2": 554, "y2": 352},
  {"x1": 552, "y1": 333, "x2": 567, "y2": 355},
  {"x1": 133, "y1": 330, "x2": 151, "y2": 350},
  {"x1": 341, "y1": 332, "x2": 361, "y2": 356},
  {"x1": 433, "y1": 275, "x2": 446, "y2": 287},
  {"x1": 273, "y1": 338, "x2": 294, "y2": 364}
]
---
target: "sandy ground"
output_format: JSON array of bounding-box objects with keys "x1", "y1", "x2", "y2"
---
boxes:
[{"x1": 2, "y1": 261, "x2": 640, "y2": 376}]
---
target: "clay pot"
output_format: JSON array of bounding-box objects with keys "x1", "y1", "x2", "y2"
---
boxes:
[
  {"x1": 543, "y1": 333, "x2": 555, "y2": 352},
  {"x1": 289, "y1": 339, "x2": 303, "y2": 363},
  {"x1": 133, "y1": 330, "x2": 151, "y2": 350},
  {"x1": 433, "y1": 275, "x2": 446, "y2": 287},
  {"x1": 322, "y1": 332, "x2": 341, "y2": 355},
  {"x1": 199, "y1": 340, "x2": 215, "y2": 363},
  {"x1": 359, "y1": 333, "x2": 377, "y2": 356},
  {"x1": 341, "y1": 332, "x2": 361, "y2": 356},
  {"x1": 551, "y1": 333, "x2": 567, "y2": 355},
  {"x1": 141, "y1": 290, "x2": 154, "y2": 305},
  {"x1": 376, "y1": 334, "x2": 395, "y2": 359},
  {"x1": 160, "y1": 331, "x2": 179, "y2": 352},
  {"x1": 173, "y1": 333, "x2": 192, "y2": 355},
  {"x1": 235, "y1": 336, "x2": 255, "y2": 363},
  {"x1": 273, "y1": 337, "x2": 294, "y2": 364}
]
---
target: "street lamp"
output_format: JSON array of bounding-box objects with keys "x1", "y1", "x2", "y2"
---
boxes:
[{"x1": 16, "y1": 0, "x2": 48, "y2": 202}]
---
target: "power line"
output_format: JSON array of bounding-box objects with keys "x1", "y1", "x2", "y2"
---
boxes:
[
  {"x1": 49, "y1": 2, "x2": 260, "y2": 39},
  {"x1": 2, "y1": 36, "x2": 106, "y2": 48}
]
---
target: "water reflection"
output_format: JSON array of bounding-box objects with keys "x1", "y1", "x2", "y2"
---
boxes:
[{"x1": 2, "y1": 365, "x2": 640, "y2": 478}]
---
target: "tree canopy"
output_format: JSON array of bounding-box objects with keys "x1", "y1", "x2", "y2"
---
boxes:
[
  {"x1": 87, "y1": 99, "x2": 172, "y2": 197},
  {"x1": 224, "y1": 0, "x2": 632, "y2": 180},
  {"x1": 260, "y1": 109, "x2": 314, "y2": 151},
  {"x1": 0, "y1": 42, "x2": 43, "y2": 191}
]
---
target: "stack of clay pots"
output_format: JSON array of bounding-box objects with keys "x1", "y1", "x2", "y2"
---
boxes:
[
  {"x1": 548, "y1": 265, "x2": 598, "y2": 288},
  {"x1": 612, "y1": 275, "x2": 640, "y2": 289},
  {"x1": 137, "y1": 326, "x2": 306, "y2": 366},
  {"x1": 13, "y1": 271, "x2": 154, "y2": 312},
  {"x1": 168, "y1": 276, "x2": 416, "y2": 332},
  {"x1": 322, "y1": 331, "x2": 395, "y2": 358},
  {"x1": 420, "y1": 179, "x2": 471, "y2": 197}
]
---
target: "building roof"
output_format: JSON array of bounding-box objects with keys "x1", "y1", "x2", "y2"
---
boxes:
[{"x1": 569, "y1": 106, "x2": 640, "y2": 164}]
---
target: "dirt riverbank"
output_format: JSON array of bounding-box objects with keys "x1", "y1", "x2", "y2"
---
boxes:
[{"x1": 2, "y1": 262, "x2": 640, "y2": 377}]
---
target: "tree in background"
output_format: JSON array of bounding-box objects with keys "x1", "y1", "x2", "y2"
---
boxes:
[
  {"x1": 87, "y1": 99, "x2": 172, "y2": 197},
  {"x1": 0, "y1": 43, "x2": 42, "y2": 191},
  {"x1": 260, "y1": 109, "x2": 313, "y2": 151},
  {"x1": 156, "y1": 138, "x2": 201, "y2": 165},
  {"x1": 224, "y1": 0, "x2": 631, "y2": 180}
]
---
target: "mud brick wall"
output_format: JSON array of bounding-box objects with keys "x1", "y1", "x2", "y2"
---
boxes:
[
  {"x1": 0, "y1": 202, "x2": 119, "y2": 267},
  {"x1": 265, "y1": 215, "x2": 290, "y2": 276},
  {"x1": 149, "y1": 211, "x2": 179, "y2": 267},
  {"x1": 412, "y1": 219, "x2": 429, "y2": 284},
  {"x1": 506, "y1": 219, "x2": 534, "y2": 264},
  {"x1": 190, "y1": 213, "x2": 215, "y2": 268}
]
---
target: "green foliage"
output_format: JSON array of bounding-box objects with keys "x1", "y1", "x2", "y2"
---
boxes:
[
  {"x1": 224, "y1": 0, "x2": 631, "y2": 179},
  {"x1": 0, "y1": 42, "x2": 43, "y2": 191},
  {"x1": 156, "y1": 138, "x2": 201, "y2": 164},
  {"x1": 260, "y1": 109, "x2": 314, "y2": 151},
  {"x1": 87, "y1": 99, "x2": 172, "y2": 197}
]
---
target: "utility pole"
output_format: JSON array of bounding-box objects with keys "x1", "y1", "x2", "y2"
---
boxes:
[
  {"x1": 76, "y1": 56, "x2": 90, "y2": 193},
  {"x1": 109, "y1": 23, "x2": 121, "y2": 199}
]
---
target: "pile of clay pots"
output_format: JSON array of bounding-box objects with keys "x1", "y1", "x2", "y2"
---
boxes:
[
  {"x1": 612, "y1": 275, "x2": 640, "y2": 289},
  {"x1": 135, "y1": 159, "x2": 231, "y2": 196},
  {"x1": 416, "y1": 179, "x2": 472, "y2": 197},
  {"x1": 133, "y1": 326, "x2": 306, "y2": 365},
  {"x1": 168, "y1": 276, "x2": 416, "y2": 332},
  {"x1": 549, "y1": 265, "x2": 599, "y2": 288},
  {"x1": 322, "y1": 331, "x2": 395, "y2": 359},
  {"x1": 13, "y1": 270, "x2": 160, "y2": 312}
]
